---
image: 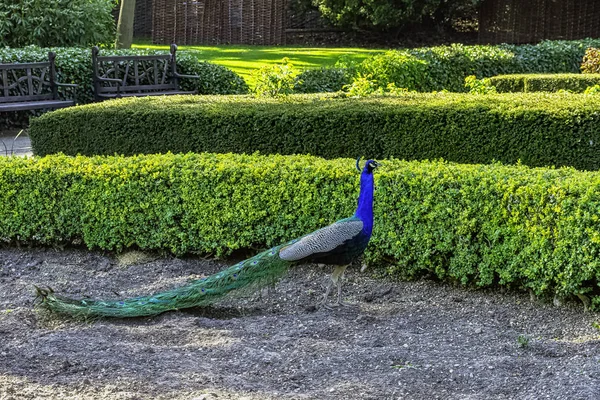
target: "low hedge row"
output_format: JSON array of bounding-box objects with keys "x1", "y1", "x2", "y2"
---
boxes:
[
  {"x1": 1, "y1": 153, "x2": 599, "y2": 308},
  {"x1": 294, "y1": 67, "x2": 352, "y2": 93},
  {"x1": 294, "y1": 39, "x2": 600, "y2": 93},
  {"x1": 30, "y1": 93, "x2": 600, "y2": 170},
  {"x1": 489, "y1": 73, "x2": 600, "y2": 93}
]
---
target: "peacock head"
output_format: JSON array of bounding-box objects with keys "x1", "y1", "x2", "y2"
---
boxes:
[{"x1": 356, "y1": 157, "x2": 380, "y2": 174}]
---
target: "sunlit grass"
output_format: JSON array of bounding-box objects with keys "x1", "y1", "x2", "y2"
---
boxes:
[{"x1": 133, "y1": 42, "x2": 385, "y2": 85}]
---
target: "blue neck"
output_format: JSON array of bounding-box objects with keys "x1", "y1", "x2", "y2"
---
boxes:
[{"x1": 354, "y1": 169, "x2": 374, "y2": 235}]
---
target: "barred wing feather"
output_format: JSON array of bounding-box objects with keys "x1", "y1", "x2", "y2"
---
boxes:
[{"x1": 279, "y1": 219, "x2": 364, "y2": 262}]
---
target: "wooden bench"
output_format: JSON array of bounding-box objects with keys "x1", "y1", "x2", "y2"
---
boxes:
[
  {"x1": 91, "y1": 44, "x2": 199, "y2": 101},
  {"x1": 0, "y1": 52, "x2": 77, "y2": 112}
]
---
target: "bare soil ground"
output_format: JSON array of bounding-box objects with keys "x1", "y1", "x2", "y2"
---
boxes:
[{"x1": 1, "y1": 246, "x2": 599, "y2": 400}]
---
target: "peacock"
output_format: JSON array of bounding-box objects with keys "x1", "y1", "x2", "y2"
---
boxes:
[{"x1": 36, "y1": 158, "x2": 380, "y2": 318}]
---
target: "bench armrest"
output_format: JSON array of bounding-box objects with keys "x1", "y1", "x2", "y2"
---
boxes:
[
  {"x1": 96, "y1": 77, "x2": 124, "y2": 85},
  {"x1": 173, "y1": 72, "x2": 200, "y2": 79},
  {"x1": 55, "y1": 81, "x2": 79, "y2": 102},
  {"x1": 55, "y1": 82, "x2": 79, "y2": 88}
]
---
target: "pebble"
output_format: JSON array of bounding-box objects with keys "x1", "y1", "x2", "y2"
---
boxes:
[
  {"x1": 192, "y1": 394, "x2": 218, "y2": 400},
  {"x1": 553, "y1": 329, "x2": 563, "y2": 338}
]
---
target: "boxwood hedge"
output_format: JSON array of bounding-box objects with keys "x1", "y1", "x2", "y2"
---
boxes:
[
  {"x1": 489, "y1": 73, "x2": 600, "y2": 93},
  {"x1": 30, "y1": 93, "x2": 600, "y2": 170},
  {"x1": 410, "y1": 39, "x2": 600, "y2": 92},
  {"x1": 294, "y1": 39, "x2": 600, "y2": 93},
  {"x1": 1, "y1": 153, "x2": 599, "y2": 308}
]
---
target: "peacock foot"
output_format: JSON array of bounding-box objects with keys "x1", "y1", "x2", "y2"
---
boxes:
[
  {"x1": 318, "y1": 298, "x2": 337, "y2": 310},
  {"x1": 336, "y1": 299, "x2": 353, "y2": 307},
  {"x1": 318, "y1": 299, "x2": 353, "y2": 309}
]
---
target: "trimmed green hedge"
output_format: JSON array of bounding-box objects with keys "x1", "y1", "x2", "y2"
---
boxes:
[
  {"x1": 415, "y1": 39, "x2": 600, "y2": 91},
  {"x1": 489, "y1": 73, "x2": 600, "y2": 93},
  {"x1": 294, "y1": 39, "x2": 600, "y2": 93},
  {"x1": 1, "y1": 153, "x2": 599, "y2": 308},
  {"x1": 30, "y1": 93, "x2": 600, "y2": 170},
  {"x1": 294, "y1": 67, "x2": 352, "y2": 93}
]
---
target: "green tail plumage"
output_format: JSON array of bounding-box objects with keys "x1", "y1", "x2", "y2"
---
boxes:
[{"x1": 36, "y1": 244, "x2": 292, "y2": 318}]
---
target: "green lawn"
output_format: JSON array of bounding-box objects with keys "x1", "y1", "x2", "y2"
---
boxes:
[{"x1": 133, "y1": 43, "x2": 384, "y2": 84}]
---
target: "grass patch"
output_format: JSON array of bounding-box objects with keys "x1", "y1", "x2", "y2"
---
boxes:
[{"x1": 133, "y1": 42, "x2": 384, "y2": 85}]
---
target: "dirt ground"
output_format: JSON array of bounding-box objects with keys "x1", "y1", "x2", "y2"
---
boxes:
[{"x1": 0, "y1": 246, "x2": 599, "y2": 400}]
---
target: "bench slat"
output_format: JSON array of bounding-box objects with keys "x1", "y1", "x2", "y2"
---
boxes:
[
  {"x1": 0, "y1": 99, "x2": 74, "y2": 111},
  {"x1": 0, "y1": 94, "x2": 53, "y2": 103},
  {"x1": 97, "y1": 90, "x2": 194, "y2": 98},
  {"x1": 96, "y1": 83, "x2": 177, "y2": 93},
  {"x1": 27, "y1": 68, "x2": 33, "y2": 96},
  {"x1": 96, "y1": 55, "x2": 170, "y2": 62},
  {"x1": 0, "y1": 61, "x2": 51, "y2": 70},
  {"x1": 1, "y1": 70, "x2": 7, "y2": 97},
  {"x1": 134, "y1": 59, "x2": 139, "y2": 85}
]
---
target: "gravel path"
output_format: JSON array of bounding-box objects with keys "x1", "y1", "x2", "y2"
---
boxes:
[
  {"x1": 0, "y1": 247, "x2": 599, "y2": 399},
  {"x1": 0, "y1": 129, "x2": 32, "y2": 157}
]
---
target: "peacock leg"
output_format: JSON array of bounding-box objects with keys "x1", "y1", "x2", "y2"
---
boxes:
[
  {"x1": 319, "y1": 265, "x2": 349, "y2": 309},
  {"x1": 334, "y1": 265, "x2": 351, "y2": 307},
  {"x1": 320, "y1": 278, "x2": 335, "y2": 310}
]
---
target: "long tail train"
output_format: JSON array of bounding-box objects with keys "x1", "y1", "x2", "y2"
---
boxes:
[{"x1": 36, "y1": 243, "x2": 292, "y2": 318}]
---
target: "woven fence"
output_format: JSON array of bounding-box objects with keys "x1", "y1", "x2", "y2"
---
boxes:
[
  {"x1": 150, "y1": 0, "x2": 287, "y2": 45},
  {"x1": 122, "y1": 0, "x2": 600, "y2": 46},
  {"x1": 479, "y1": 0, "x2": 600, "y2": 44}
]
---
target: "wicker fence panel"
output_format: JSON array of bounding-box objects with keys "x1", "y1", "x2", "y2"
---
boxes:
[
  {"x1": 151, "y1": 0, "x2": 286, "y2": 45},
  {"x1": 479, "y1": 0, "x2": 600, "y2": 44}
]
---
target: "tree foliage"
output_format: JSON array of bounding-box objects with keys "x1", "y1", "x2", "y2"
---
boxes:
[
  {"x1": 0, "y1": 0, "x2": 116, "y2": 47},
  {"x1": 310, "y1": 0, "x2": 482, "y2": 32}
]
